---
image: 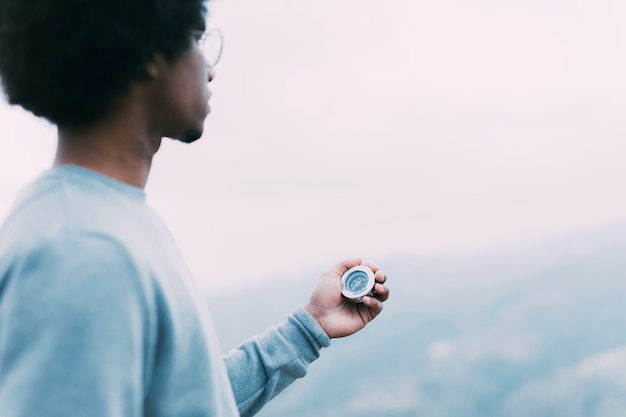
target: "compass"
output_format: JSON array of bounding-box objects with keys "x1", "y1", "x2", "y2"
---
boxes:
[{"x1": 340, "y1": 265, "x2": 376, "y2": 303}]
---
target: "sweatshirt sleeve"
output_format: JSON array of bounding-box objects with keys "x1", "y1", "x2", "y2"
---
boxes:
[
  {"x1": 223, "y1": 305, "x2": 331, "y2": 417},
  {"x1": 0, "y1": 234, "x2": 152, "y2": 417}
]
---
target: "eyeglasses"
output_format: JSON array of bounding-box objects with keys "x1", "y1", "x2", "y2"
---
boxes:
[{"x1": 194, "y1": 28, "x2": 224, "y2": 67}]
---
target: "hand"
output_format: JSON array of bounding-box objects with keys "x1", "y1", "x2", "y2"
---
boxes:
[{"x1": 305, "y1": 258, "x2": 390, "y2": 339}]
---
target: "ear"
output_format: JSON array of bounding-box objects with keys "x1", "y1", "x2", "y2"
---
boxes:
[
  {"x1": 145, "y1": 52, "x2": 166, "y2": 80},
  {"x1": 146, "y1": 56, "x2": 159, "y2": 80}
]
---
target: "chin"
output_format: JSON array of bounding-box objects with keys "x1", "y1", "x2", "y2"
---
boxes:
[
  {"x1": 165, "y1": 114, "x2": 207, "y2": 144},
  {"x1": 180, "y1": 129, "x2": 203, "y2": 144},
  {"x1": 169, "y1": 124, "x2": 204, "y2": 144}
]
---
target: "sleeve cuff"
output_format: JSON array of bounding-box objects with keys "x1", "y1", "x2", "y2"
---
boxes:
[{"x1": 291, "y1": 305, "x2": 331, "y2": 349}]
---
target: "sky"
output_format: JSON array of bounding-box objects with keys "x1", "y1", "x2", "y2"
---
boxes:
[{"x1": 1, "y1": 0, "x2": 626, "y2": 293}]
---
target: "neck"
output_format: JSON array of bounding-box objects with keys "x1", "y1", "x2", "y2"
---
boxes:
[{"x1": 54, "y1": 97, "x2": 162, "y2": 189}]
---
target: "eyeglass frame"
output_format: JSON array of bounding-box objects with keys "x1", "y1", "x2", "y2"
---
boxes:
[{"x1": 192, "y1": 28, "x2": 224, "y2": 67}]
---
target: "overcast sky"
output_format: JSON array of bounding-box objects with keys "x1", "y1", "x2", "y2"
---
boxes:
[{"x1": 1, "y1": 0, "x2": 626, "y2": 293}]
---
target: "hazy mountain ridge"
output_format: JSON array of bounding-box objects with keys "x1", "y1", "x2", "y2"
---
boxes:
[{"x1": 206, "y1": 222, "x2": 626, "y2": 417}]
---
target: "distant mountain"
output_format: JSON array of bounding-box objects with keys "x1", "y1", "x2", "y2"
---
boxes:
[{"x1": 206, "y1": 222, "x2": 626, "y2": 417}]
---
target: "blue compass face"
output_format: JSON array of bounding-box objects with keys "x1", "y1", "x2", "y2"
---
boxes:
[{"x1": 345, "y1": 270, "x2": 369, "y2": 293}]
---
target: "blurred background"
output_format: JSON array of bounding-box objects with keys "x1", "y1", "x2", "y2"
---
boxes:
[{"x1": 2, "y1": 0, "x2": 626, "y2": 415}]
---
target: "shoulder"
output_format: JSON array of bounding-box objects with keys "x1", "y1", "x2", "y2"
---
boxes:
[
  {"x1": 0, "y1": 166, "x2": 154, "y2": 266},
  {"x1": 15, "y1": 231, "x2": 142, "y2": 278},
  {"x1": 1, "y1": 232, "x2": 155, "y2": 320}
]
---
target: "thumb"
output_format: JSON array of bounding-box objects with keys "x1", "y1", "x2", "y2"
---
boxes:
[{"x1": 331, "y1": 258, "x2": 362, "y2": 276}]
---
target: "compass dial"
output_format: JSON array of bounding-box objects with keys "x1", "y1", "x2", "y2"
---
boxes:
[
  {"x1": 340, "y1": 265, "x2": 376, "y2": 303},
  {"x1": 345, "y1": 271, "x2": 369, "y2": 293}
]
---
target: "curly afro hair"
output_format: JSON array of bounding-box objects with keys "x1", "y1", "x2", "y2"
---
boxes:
[{"x1": 0, "y1": 0, "x2": 207, "y2": 127}]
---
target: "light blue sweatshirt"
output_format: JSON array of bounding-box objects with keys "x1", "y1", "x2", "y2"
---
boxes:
[{"x1": 0, "y1": 165, "x2": 330, "y2": 417}]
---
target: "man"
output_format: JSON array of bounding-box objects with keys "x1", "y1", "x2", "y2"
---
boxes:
[{"x1": 0, "y1": 0, "x2": 389, "y2": 416}]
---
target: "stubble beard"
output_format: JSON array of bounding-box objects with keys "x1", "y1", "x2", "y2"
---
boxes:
[{"x1": 179, "y1": 127, "x2": 203, "y2": 144}]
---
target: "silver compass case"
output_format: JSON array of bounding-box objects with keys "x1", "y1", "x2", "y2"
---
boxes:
[{"x1": 340, "y1": 265, "x2": 376, "y2": 303}]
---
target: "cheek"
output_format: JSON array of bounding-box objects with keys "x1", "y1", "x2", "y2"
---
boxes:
[
  {"x1": 197, "y1": 65, "x2": 210, "y2": 98},
  {"x1": 185, "y1": 60, "x2": 210, "y2": 103},
  {"x1": 158, "y1": 53, "x2": 210, "y2": 122},
  {"x1": 196, "y1": 77, "x2": 210, "y2": 104}
]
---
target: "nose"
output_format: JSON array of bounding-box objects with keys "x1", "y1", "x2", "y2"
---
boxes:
[{"x1": 207, "y1": 66, "x2": 215, "y2": 83}]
